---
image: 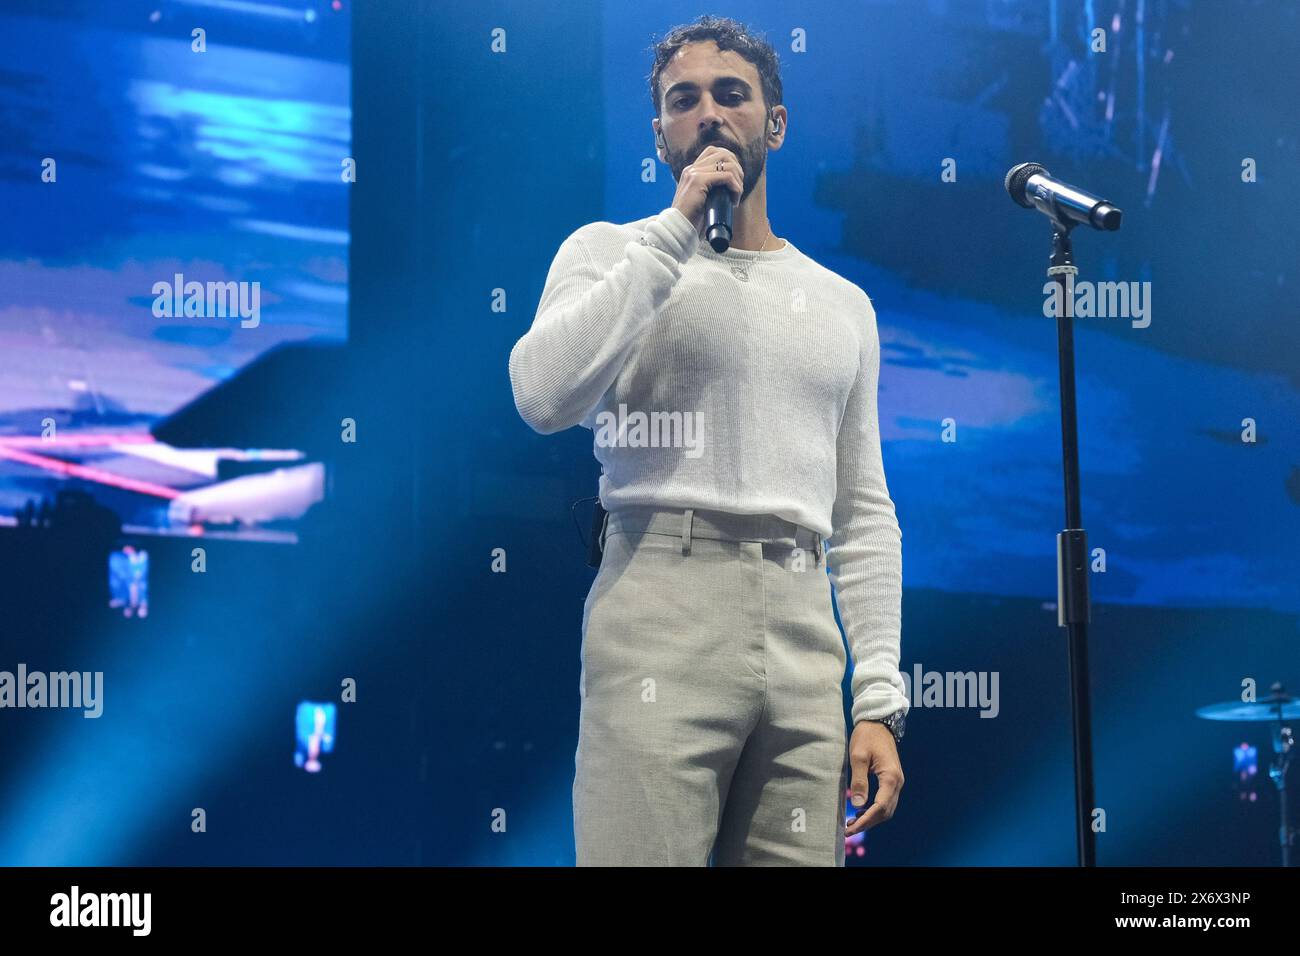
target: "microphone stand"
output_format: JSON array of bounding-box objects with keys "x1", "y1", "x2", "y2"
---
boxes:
[
  {"x1": 1047, "y1": 219, "x2": 1098, "y2": 868},
  {"x1": 1263, "y1": 683, "x2": 1295, "y2": 867}
]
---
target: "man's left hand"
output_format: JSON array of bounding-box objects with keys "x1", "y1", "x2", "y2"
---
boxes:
[{"x1": 845, "y1": 720, "x2": 904, "y2": 835}]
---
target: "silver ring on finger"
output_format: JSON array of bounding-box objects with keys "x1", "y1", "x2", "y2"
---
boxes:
[{"x1": 715, "y1": 160, "x2": 724, "y2": 171}]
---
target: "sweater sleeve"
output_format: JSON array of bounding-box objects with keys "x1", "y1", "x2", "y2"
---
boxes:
[
  {"x1": 824, "y1": 301, "x2": 909, "y2": 727},
  {"x1": 508, "y1": 206, "x2": 699, "y2": 435}
]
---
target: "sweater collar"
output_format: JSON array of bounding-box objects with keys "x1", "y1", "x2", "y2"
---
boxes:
[{"x1": 695, "y1": 235, "x2": 796, "y2": 263}]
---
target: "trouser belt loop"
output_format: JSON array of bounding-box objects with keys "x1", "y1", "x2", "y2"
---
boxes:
[{"x1": 681, "y1": 508, "x2": 694, "y2": 555}]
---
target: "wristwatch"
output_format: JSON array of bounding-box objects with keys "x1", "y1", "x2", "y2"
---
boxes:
[{"x1": 865, "y1": 708, "x2": 906, "y2": 744}]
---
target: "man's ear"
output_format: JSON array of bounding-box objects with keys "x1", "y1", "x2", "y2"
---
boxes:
[
  {"x1": 653, "y1": 120, "x2": 666, "y2": 160},
  {"x1": 767, "y1": 106, "x2": 788, "y2": 149}
]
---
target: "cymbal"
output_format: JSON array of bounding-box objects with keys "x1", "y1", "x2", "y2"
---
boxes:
[{"x1": 1196, "y1": 694, "x2": 1300, "y2": 721}]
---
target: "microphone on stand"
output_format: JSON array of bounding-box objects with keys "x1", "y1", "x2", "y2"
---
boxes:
[
  {"x1": 1001, "y1": 161, "x2": 1126, "y2": 867},
  {"x1": 704, "y1": 185, "x2": 733, "y2": 252},
  {"x1": 1004, "y1": 162, "x2": 1123, "y2": 231}
]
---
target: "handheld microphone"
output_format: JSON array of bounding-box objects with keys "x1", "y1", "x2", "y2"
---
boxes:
[
  {"x1": 1004, "y1": 162, "x2": 1123, "y2": 231},
  {"x1": 704, "y1": 186, "x2": 733, "y2": 252}
]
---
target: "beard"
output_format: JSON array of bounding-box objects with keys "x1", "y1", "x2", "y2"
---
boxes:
[{"x1": 665, "y1": 128, "x2": 767, "y2": 204}]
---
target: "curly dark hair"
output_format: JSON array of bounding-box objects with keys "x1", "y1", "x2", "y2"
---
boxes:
[{"x1": 647, "y1": 15, "x2": 783, "y2": 120}]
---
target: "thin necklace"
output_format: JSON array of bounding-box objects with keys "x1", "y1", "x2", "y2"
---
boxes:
[{"x1": 729, "y1": 226, "x2": 773, "y2": 282}]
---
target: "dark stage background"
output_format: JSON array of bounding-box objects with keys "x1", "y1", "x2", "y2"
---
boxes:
[{"x1": 0, "y1": 0, "x2": 1296, "y2": 865}]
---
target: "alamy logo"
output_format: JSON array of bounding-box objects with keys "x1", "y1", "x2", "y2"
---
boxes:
[
  {"x1": 151, "y1": 272, "x2": 260, "y2": 328},
  {"x1": 1043, "y1": 272, "x2": 1151, "y2": 328},
  {"x1": 594, "y1": 403, "x2": 705, "y2": 459},
  {"x1": 50, "y1": 886, "x2": 151, "y2": 936},
  {"x1": 0, "y1": 664, "x2": 103, "y2": 718},
  {"x1": 901, "y1": 663, "x2": 999, "y2": 718}
]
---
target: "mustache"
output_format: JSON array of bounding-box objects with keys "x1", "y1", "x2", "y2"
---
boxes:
[{"x1": 694, "y1": 135, "x2": 741, "y2": 158}]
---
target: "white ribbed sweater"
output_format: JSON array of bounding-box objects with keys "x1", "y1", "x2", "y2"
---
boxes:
[{"x1": 508, "y1": 205, "x2": 907, "y2": 726}]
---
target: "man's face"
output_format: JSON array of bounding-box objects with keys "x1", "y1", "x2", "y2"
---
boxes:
[{"x1": 655, "y1": 40, "x2": 780, "y2": 204}]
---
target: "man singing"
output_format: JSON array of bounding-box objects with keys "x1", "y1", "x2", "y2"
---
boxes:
[{"x1": 508, "y1": 15, "x2": 907, "y2": 866}]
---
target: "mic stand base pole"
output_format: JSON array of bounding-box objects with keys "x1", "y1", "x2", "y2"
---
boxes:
[
  {"x1": 1268, "y1": 716, "x2": 1294, "y2": 866},
  {"x1": 1049, "y1": 222, "x2": 1098, "y2": 868}
]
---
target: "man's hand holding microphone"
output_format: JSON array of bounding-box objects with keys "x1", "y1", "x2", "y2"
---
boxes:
[{"x1": 670, "y1": 144, "x2": 743, "y2": 238}]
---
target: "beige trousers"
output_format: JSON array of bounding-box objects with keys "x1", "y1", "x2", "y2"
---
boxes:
[{"x1": 575, "y1": 505, "x2": 849, "y2": 866}]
